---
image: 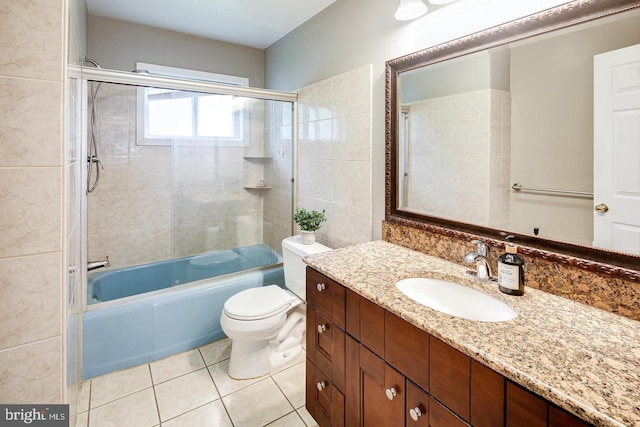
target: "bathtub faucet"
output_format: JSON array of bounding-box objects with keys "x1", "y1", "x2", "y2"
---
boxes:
[{"x1": 88, "y1": 256, "x2": 110, "y2": 271}]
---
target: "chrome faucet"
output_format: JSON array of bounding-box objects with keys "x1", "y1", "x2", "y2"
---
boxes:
[
  {"x1": 464, "y1": 241, "x2": 493, "y2": 281},
  {"x1": 87, "y1": 256, "x2": 110, "y2": 271}
]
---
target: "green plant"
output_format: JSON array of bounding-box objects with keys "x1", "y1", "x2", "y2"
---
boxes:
[{"x1": 293, "y1": 208, "x2": 327, "y2": 232}]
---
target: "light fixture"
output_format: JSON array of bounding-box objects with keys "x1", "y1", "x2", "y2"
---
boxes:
[{"x1": 394, "y1": 0, "x2": 428, "y2": 21}]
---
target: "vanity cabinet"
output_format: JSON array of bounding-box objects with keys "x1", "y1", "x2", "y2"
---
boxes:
[{"x1": 305, "y1": 267, "x2": 592, "y2": 427}]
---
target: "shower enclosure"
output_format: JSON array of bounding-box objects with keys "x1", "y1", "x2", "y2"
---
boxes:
[
  {"x1": 83, "y1": 68, "x2": 296, "y2": 293},
  {"x1": 76, "y1": 67, "x2": 297, "y2": 377}
]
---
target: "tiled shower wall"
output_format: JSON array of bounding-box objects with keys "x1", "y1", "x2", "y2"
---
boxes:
[
  {"x1": 0, "y1": 0, "x2": 67, "y2": 408},
  {"x1": 296, "y1": 65, "x2": 373, "y2": 248},
  {"x1": 87, "y1": 85, "x2": 290, "y2": 269},
  {"x1": 405, "y1": 88, "x2": 511, "y2": 229}
]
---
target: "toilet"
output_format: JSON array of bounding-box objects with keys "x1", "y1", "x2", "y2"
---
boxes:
[{"x1": 220, "y1": 235, "x2": 331, "y2": 379}]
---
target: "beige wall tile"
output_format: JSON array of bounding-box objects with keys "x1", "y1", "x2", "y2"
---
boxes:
[
  {"x1": 0, "y1": 337, "x2": 62, "y2": 403},
  {"x1": 0, "y1": 77, "x2": 62, "y2": 167},
  {"x1": 0, "y1": 0, "x2": 63, "y2": 81},
  {"x1": 296, "y1": 65, "x2": 373, "y2": 248},
  {"x1": 0, "y1": 168, "x2": 62, "y2": 258},
  {"x1": 0, "y1": 253, "x2": 61, "y2": 349}
]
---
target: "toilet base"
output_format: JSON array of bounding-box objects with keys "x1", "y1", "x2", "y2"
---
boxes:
[{"x1": 228, "y1": 339, "x2": 302, "y2": 379}]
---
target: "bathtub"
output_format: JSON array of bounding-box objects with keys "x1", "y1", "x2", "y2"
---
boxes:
[{"x1": 82, "y1": 244, "x2": 284, "y2": 379}]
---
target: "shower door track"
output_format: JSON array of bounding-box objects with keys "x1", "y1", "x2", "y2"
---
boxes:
[{"x1": 68, "y1": 65, "x2": 297, "y2": 102}]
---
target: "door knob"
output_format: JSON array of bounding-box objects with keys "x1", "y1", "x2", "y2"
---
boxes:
[
  {"x1": 594, "y1": 203, "x2": 609, "y2": 213},
  {"x1": 317, "y1": 381, "x2": 326, "y2": 391},
  {"x1": 317, "y1": 324, "x2": 327, "y2": 333},
  {"x1": 316, "y1": 283, "x2": 326, "y2": 292},
  {"x1": 409, "y1": 406, "x2": 423, "y2": 421},
  {"x1": 385, "y1": 387, "x2": 397, "y2": 400}
]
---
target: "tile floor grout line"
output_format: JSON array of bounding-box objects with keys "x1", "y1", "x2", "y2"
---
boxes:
[
  {"x1": 264, "y1": 409, "x2": 300, "y2": 426},
  {"x1": 148, "y1": 363, "x2": 162, "y2": 427},
  {"x1": 86, "y1": 381, "x2": 93, "y2": 427},
  {"x1": 270, "y1": 368, "x2": 302, "y2": 416},
  {"x1": 203, "y1": 356, "x2": 235, "y2": 425},
  {"x1": 87, "y1": 384, "x2": 156, "y2": 410}
]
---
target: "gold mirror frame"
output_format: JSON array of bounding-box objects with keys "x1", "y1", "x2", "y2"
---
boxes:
[{"x1": 385, "y1": 0, "x2": 640, "y2": 282}]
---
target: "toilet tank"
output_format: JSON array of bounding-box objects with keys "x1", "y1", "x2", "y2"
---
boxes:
[{"x1": 281, "y1": 236, "x2": 331, "y2": 299}]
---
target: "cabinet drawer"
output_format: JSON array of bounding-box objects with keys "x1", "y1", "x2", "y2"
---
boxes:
[
  {"x1": 307, "y1": 268, "x2": 346, "y2": 329},
  {"x1": 307, "y1": 306, "x2": 346, "y2": 392},
  {"x1": 385, "y1": 312, "x2": 429, "y2": 392},
  {"x1": 306, "y1": 359, "x2": 345, "y2": 427},
  {"x1": 430, "y1": 337, "x2": 470, "y2": 422}
]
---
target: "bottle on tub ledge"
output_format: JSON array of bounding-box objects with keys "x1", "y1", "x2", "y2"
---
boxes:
[{"x1": 498, "y1": 235, "x2": 525, "y2": 296}]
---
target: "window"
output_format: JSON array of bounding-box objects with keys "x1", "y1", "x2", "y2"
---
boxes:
[{"x1": 135, "y1": 63, "x2": 249, "y2": 146}]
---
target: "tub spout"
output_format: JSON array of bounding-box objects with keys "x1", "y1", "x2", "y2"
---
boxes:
[{"x1": 88, "y1": 256, "x2": 110, "y2": 271}]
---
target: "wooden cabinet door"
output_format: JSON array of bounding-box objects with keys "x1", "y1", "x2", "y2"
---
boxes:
[
  {"x1": 430, "y1": 337, "x2": 471, "y2": 422},
  {"x1": 549, "y1": 406, "x2": 591, "y2": 427},
  {"x1": 470, "y1": 360, "x2": 505, "y2": 427},
  {"x1": 429, "y1": 397, "x2": 469, "y2": 427},
  {"x1": 359, "y1": 344, "x2": 405, "y2": 427},
  {"x1": 385, "y1": 311, "x2": 430, "y2": 392},
  {"x1": 307, "y1": 305, "x2": 346, "y2": 393},
  {"x1": 360, "y1": 296, "x2": 385, "y2": 358},
  {"x1": 506, "y1": 381, "x2": 547, "y2": 427},
  {"x1": 405, "y1": 381, "x2": 429, "y2": 427}
]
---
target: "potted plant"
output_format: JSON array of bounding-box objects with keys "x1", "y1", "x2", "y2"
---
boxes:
[{"x1": 293, "y1": 208, "x2": 327, "y2": 244}]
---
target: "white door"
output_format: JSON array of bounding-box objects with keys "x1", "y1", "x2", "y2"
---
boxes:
[{"x1": 593, "y1": 43, "x2": 640, "y2": 255}]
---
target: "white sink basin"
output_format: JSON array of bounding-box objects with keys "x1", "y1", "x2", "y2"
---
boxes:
[{"x1": 395, "y1": 278, "x2": 517, "y2": 322}]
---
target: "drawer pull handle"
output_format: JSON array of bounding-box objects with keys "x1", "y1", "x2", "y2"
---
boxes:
[
  {"x1": 385, "y1": 387, "x2": 397, "y2": 400},
  {"x1": 317, "y1": 381, "x2": 326, "y2": 391},
  {"x1": 317, "y1": 324, "x2": 327, "y2": 333},
  {"x1": 316, "y1": 283, "x2": 326, "y2": 292},
  {"x1": 409, "y1": 407, "x2": 422, "y2": 421}
]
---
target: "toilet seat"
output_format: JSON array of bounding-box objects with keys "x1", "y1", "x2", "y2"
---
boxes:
[{"x1": 224, "y1": 285, "x2": 295, "y2": 321}]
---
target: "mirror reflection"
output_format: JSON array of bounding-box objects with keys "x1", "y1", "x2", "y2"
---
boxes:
[{"x1": 398, "y1": 10, "x2": 640, "y2": 255}]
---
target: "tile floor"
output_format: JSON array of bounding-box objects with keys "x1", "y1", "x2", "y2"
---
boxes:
[{"x1": 75, "y1": 338, "x2": 317, "y2": 427}]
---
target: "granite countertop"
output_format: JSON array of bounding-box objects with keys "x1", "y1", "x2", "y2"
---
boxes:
[{"x1": 303, "y1": 240, "x2": 640, "y2": 427}]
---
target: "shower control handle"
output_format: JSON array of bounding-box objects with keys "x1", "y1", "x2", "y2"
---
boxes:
[
  {"x1": 316, "y1": 283, "x2": 326, "y2": 292},
  {"x1": 317, "y1": 324, "x2": 327, "y2": 334}
]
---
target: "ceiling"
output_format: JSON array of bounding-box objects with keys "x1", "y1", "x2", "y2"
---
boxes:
[{"x1": 86, "y1": 0, "x2": 338, "y2": 49}]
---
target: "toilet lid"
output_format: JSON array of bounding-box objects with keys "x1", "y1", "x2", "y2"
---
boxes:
[{"x1": 224, "y1": 285, "x2": 294, "y2": 320}]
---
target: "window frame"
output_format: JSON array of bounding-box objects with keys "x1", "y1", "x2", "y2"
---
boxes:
[{"x1": 135, "y1": 62, "x2": 249, "y2": 146}]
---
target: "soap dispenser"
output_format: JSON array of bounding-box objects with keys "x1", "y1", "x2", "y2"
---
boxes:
[{"x1": 498, "y1": 236, "x2": 525, "y2": 296}]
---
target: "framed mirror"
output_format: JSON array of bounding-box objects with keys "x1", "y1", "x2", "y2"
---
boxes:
[{"x1": 386, "y1": 0, "x2": 640, "y2": 274}]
